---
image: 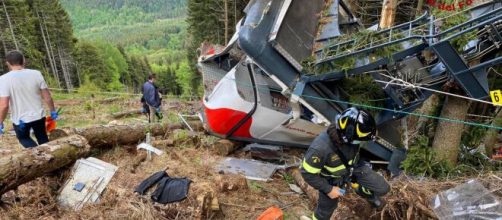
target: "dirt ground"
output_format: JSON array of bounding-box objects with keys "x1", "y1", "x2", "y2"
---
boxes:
[
  {"x1": 0, "y1": 93, "x2": 501, "y2": 220},
  {"x1": 0, "y1": 94, "x2": 314, "y2": 220}
]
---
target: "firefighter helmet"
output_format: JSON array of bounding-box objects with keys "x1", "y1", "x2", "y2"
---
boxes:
[{"x1": 335, "y1": 107, "x2": 376, "y2": 144}]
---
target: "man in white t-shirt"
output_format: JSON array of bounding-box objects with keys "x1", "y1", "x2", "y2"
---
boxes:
[{"x1": 0, "y1": 51, "x2": 58, "y2": 148}]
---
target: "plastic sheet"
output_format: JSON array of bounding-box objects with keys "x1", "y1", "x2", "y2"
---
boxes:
[{"x1": 432, "y1": 179, "x2": 502, "y2": 220}]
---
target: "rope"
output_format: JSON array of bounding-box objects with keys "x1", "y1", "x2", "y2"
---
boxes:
[
  {"x1": 300, "y1": 93, "x2": 502, "y2": 130},
  {"x1": 49, "y1": 88, "x2": 199, "y2": 99},
  {"x1": 373, "y1": 78, "x2": 495, "y2": 105}
]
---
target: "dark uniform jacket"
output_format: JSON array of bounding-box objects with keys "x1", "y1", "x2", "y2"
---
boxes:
[
  {"x1": 142, "y1": 81, "x2": 161, "y2": 108},
  {"x1": 300, "y1": 131, "x2": 360, "y2": 194}
]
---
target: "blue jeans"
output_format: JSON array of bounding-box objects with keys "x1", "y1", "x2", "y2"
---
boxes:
[{"x1": 13, "y1": 117, "x2": 49, "y2": 148}]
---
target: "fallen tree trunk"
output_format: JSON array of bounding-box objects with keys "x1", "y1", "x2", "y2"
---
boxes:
[
  {"x1": 111, "y1": 109, "x2": 143, "y2": 119},
  {"x1": 290, "y1": 168, "x2": 318, "y2": 204},
  {"x1": 0, "y1": 121, "x2": 205, "y2": 197},
  {"x1": 0, "y1": 135, "x2": 90, "y2": 196},
  {"x1": 68, "y1": 122, "x2": 203, "y2": 148}
]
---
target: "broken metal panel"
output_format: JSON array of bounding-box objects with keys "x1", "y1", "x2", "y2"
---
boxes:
[
  {"x1": 317, "y1": 0, "x2": 341, "y2": 42},
  {"x1": 58, "y1": 157, "x2": 118, "y2": 210},
  {"x1": 270, "y1": 0, "x2": 324, "y2": 71},
  {"x1": 216, "y1": 157, "x2": 279, "y2": 181}
]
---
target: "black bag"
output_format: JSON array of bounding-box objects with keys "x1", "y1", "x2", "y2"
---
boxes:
[{"x1": 134, "y1": 171, "x2": 192, "y2": 204}]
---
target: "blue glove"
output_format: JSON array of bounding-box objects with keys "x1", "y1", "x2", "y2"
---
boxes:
[
  {"x1": 155, "y1": 107, "x2": 161, "y2": 113},
  {"x1": 0, "y1": 123, "x2": 4, "y2": 135},
  {"x1": 338, "y1": 188, "x2": 346, "y2": 196},
  {"x1": 51, "y1": 111, "x2": 59, "y2": 120}
]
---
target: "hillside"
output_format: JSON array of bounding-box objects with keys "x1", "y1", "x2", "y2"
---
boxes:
[{"x1": 60, "y1": 0, "x2": 187, "y2": 62}]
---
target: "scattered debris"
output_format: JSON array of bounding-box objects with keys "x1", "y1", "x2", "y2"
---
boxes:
[
  {"x1": 178, "y1": 113, "x2": 196, "y2": 132},
  {"x1": 137, "y1": 142, "x2": 164, "y2": 160},
  {"x1": 288, "y1": 184, "x2": 303, "y2": 195},
  {"x1": 58, "y1": 157, "x2": 118, "y2": 210},
  {"x1": 246, "y1": 144, "x2": 284, "y2": 164},
  {"x1": 432, "y1": 179, "x2": 502, "y2": 219},
  {"x1": 216, "y1": 157, "x2": 279, "y2": 181}
]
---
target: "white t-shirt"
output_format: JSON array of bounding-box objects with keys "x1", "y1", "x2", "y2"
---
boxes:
[{"x1": 0, "y1": 69, "x2": 48, "y2": 125}]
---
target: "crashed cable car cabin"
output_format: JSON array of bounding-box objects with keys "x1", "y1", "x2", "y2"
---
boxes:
[{"x1": 198, "y1": 0, "x2": 502, "y2": 173}]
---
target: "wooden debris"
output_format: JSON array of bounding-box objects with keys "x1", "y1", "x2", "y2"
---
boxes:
[
  {"x1": 215, "y1": 174, "x2": 248, "y2": 193},
  {"x1": 213, "y1": 139, "x2": 243, "y2": 156},
  {"x1": 196, "y1": 191, "x2": 217, "y2": 220},
  {"x1": 0, "y1": 135, "x2": 91, "y2": 196}
]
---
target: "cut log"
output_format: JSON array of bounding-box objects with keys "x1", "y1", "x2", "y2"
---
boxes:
[
  {"x1": 215, "y1": 174, "x2": 248, "y2": 192},
  {"x1": 290, "y1": 168, "x2": 319, "y2": 204},
  {"x1": 111, "y1": 110, "x2": 143, "y2": 119},
  {"x1": 0, "y1": 135, "x2": 91, "y2": 196},
  {"x1": 70, "y1": 123, "x2": 187, "y2": 148},
  {"x1": 213, "y1": 139, "x2": 243, "y2": 156}
]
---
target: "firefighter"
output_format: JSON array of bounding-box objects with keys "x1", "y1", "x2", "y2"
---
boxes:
[{"x1": 300, "y1": 107, "x2": 390, "y2": 220}]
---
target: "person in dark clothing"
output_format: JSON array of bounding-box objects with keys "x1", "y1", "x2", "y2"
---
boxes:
[
  {"x1": 142, "y1": 74, "x2": 163, "y2": 123},
  {"x1": 300, "y1": 107, "x2": 390, "y2": 220}
]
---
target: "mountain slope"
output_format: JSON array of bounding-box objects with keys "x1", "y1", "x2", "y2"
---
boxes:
[{"x1": 60, "y1": 0, "x2": 187, "y2": 62}]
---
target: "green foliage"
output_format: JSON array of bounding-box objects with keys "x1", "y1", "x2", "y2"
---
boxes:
[
  {"x1": 461, "y1": 126, "x2": 487, "y2": 148},
  {"x1": 340, "y1": 75, "x2": 386, "y2": 115},
  {"x1": 175, "y1": 61, "x2": 199, "y2": 97},
  {"x1": 60, "y1": 0, "x2": 187, "y2": 64},
  {"x1": 247, "y1": 180, "x2": 263, "y2": 192},
  {"x1": 73, "y1": 41, "x2": 113, "y2": 89},
  {"x1": 402, "y1": 135, "x2": 454, "y2": 178},
  {"x1": 60, "y1": 0, "x2": 186, "y2": 30},
  {"x1": 0, "y1": 0, "x2": 75, "y2": 89},
  {"x1": 432, "y1": 9, "x2": 477, "y2": 52},
  {"x1": 282, "y1": 173, "x2": 295, "y2": 185},
  {"x1": 78, "y1": 80, "x2": 101, "y2": 96},
  {"x1": 186, "y1": 0, "x2": 250, "y2": 98}
]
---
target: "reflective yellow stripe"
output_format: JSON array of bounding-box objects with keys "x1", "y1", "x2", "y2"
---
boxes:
[
  {"x1": 302, "y1": 159, "x2": 321, "y2": 174},
  {"x1": 324, "y1": 160, "x2": 354, "y2": 173},
  {"x1": 324, "y1": 164, "x2": 346, "y2": 173},
  {"x1": 312, "y1": 213, "x2": 318, "y2": 220},
  {"x1": 362, "y1": 186, "x2": 372, "y2": 195},
  {"x1": 320, "y1": 172, "x2": 340, "y2": 178}
]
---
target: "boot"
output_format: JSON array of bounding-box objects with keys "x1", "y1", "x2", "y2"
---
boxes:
[{"x1": 354, "y1": 185, "x2": 384, "y2": 209}]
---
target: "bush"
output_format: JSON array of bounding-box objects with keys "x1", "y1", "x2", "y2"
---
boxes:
[{"x1": 401, "y1": 135, "x2": 453, "y2": 178}]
